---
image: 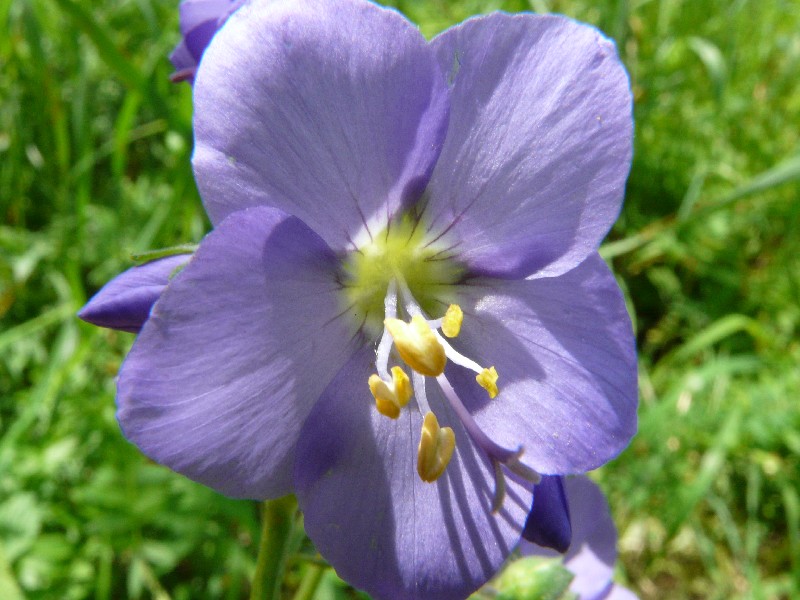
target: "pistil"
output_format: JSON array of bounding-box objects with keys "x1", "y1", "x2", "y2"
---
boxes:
[{"x1": 436, "y1": 372, "x2": 540, "y2": 511}]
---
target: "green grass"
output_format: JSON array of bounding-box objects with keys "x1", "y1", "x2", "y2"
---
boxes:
[{"x1": 1, "y1": 0, "x2": 798, "y2": 598}]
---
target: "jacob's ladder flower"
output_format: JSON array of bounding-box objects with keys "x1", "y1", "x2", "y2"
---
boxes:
[{"x1": 83, "y1": 1, "x2": 638, "y2": 598}]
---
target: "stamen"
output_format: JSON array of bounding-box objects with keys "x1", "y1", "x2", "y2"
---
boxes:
[
  {"x1": 476, "y1": 366, "x2": 499, "y2": 399},
  {"x1": 438, "y1": 336, "x2": 482, "y2": 373},
  {"x1": 411, "y1": 371, "x2": 432, "y2": 415},
  {"x1": 433, "y1": 332, "x2": 499, "y2": 400},
  {"x1": 374, "y1": 280, "x2": 398, "y2": 380},
  {"x1": 417, "y1": 412, "x2": 455, "y2": 482},
  {"x1": 395, "y1": 275, "x2": 423, "y2": 318},
  {"x1": 435, "y1": 373, "x2": 540, "y2": 502},
  {"x1": 384, "y1": 315, "x2": 446, "y2": 377},
  {"x1": 441, "y1": 304, "x2": 463, "y2": 338},
  {"x1": 368, "y1": 366, "x2": 412, "y2": 419},
  {"x1": 395, "y1": 284, "x2": 497, "y2": 397},
  {"x1": 378, "y1": 279, "x2": 533, "y2": 507}
]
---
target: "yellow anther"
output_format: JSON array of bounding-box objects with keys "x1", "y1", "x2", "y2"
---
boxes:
[
  {"x1": 384, "y1": 315, "x2": 446, "y2": 377},
  {"x1": 441, "y1": 304, "x2": 463, "y2": 338},
  {"x1": 368, "y1": 366, "x2": 412, "y2": 419},
  {"x1": 476, "y1": 366, "x2": 499, "y2": 399},
  {"x1": 417, "y1": 412, "x2": 455, "y2": 482}
]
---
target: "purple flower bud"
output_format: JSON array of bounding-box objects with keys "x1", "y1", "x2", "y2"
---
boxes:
[
  {"x1": 79, "y1": 255, "x2": 189, "y2": 333},
  {"x1": 169, "y1": 0, "x2": 247, "y2": 83}
]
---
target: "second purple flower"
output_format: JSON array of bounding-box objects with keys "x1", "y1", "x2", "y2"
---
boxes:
[{"x1": 169, "y1": 0, "x2": 247, "y2": 82}]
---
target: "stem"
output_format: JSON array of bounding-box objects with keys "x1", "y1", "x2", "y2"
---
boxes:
[
  {"x1": 250, "y1": 495, "x2": 298, "y2": 600},
  {"x1": 291, "y1": 564, "x2": 325, "y2": 600},
  {"x1": 130, "y1": 243, "x2": 197, "y2": 263}
]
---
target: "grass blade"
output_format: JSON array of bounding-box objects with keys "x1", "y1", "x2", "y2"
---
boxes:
[{"x1": 49, "y1": 0, "x2": 150, "y2": 96}]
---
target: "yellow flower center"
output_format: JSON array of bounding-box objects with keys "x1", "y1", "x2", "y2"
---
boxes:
[{"x1": 341, "y1": 217, "x2": 463, "y2": 336}]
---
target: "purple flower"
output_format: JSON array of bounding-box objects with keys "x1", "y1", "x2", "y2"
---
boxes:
[
  {"x1": 521, "y1": 476, "x2": 638, "y2": 600},
  {"x1": 94, "y1": 0, "x2": 637, "y2": 597},
  {"x1": 169, "y1": 0, "x2": 247, "y2": 83}
]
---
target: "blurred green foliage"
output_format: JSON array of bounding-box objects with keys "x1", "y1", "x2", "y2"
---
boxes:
[{"x1": 1, "y1": 0, "x2": 798, "y2": 598}]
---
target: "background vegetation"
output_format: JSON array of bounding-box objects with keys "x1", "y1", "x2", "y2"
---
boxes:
[{"x1": 1, "y1": 0, "x2": 798, "y2": 598}]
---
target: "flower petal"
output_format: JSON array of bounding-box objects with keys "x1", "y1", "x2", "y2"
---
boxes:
[
  {"x1": 522, "y1": 475, "x2": 572, "y2": 553},
  {"x1": 182, "y1": 19, "x2": 220, "y2": 63},
  {"x1": 294, "y1": 347, "x2": 532, "y2": 600},
  {"x1": 117, "y1": 207, "x2": 358, "y2": 499},
  {"x1": 78, "y1": 255, "x2": 190, "y2": 333},
  {"x1": 448, "y1": 253, "x2": 637, "y2": 474},
  {"x1": 193, "y1": 0, "x2": 450, "y2": 251},
  {"x1": 427, "y1": 13, "x2": 633, "y2": 279}
]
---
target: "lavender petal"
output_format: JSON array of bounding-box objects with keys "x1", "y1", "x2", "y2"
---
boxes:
[
  {"x1": 447, "y1": 253, "x2": 637, "y2": 475},
  {"x1": 193, "y1": 0, "x2": 450, "y2": 250},
  {"x1": 427, "y1": 13, "x2": 633, "y2": 279},
  {"x1": 294, "y1": 347, "x2": 532, "y2": 600},
  {"x1": 117, "y1": 207, "x2": 357, "y2": 499}
]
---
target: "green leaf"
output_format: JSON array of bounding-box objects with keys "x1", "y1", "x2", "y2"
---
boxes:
[
  {"x1": 687, "y1": 36, "x2": 728, "y2": 100},
  {"x1": 0, "y1": 544, "x2": 25, "y2": 600},
  {"x1": 667, "y1": 407, "x2": 743, "y2": 535},
  {"x1": 712, "y1": 153, "x2": 800, "y2": 209},
  {"x1": 668, "y1": 314, "x2": 772, "y2": 364}
]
